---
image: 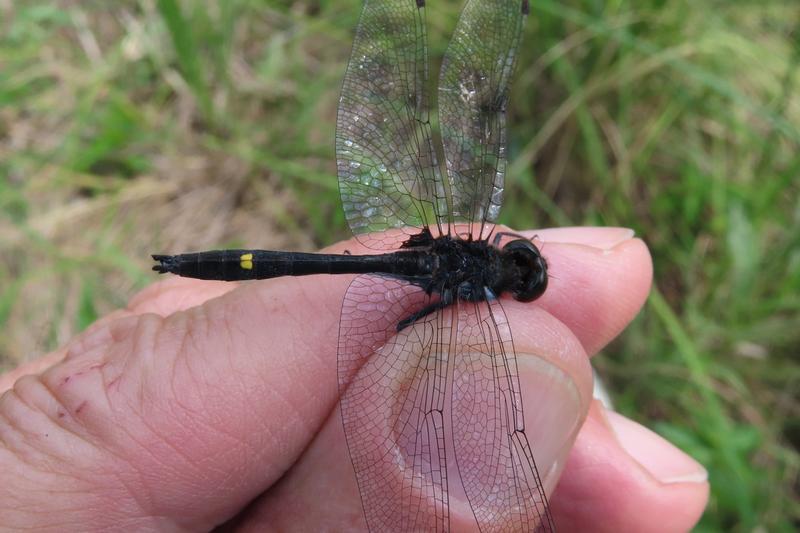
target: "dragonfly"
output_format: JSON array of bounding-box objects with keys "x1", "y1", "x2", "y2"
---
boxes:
[{"x1": 153, "y1": 0, "x2": 555, "y2": 530}]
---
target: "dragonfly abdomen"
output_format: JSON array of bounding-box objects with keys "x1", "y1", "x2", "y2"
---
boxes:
[{"x1": 152, "y1": 249, "x2": 431, "y2": 281}]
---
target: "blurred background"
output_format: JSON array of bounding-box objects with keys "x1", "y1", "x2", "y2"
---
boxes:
[{"x1": 1, "y1": 0, "x2": 798, "y2": 529}]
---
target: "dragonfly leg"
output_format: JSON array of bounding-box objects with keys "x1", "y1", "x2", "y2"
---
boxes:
[
  {"x1": 396, "y1": 290, "x2": 454, "y2": 332},
  {"x1": 491, "y1": 230, "x2": 530, "y2": 247}
]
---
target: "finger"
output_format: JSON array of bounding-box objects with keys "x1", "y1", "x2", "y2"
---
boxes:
[
  {"x1": 0, "y1": 352, "x2": 65, "y2": 394},
  {"x1": 551, "y1": 402, "x2": 709, "y2": 532},
  {"x1": 0, "y1": 307, "x2": 137, "y2": 395},
  {"x1": 222, "y1": 298, "x2": 595, "y2": 530},
  {"x1": 0, "y1": 277, "x2": 346, "y2": 530},
  {"x1": 0, "y1": 279, "x2": 239, "y2": 395},
  {"x1": 521, "y1": 227, "x2": 653, "y2": 357}
]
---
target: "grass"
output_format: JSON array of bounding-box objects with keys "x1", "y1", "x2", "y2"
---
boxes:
[{"x1": 1, "y1": 0, "x2": 798, "y2": 529}]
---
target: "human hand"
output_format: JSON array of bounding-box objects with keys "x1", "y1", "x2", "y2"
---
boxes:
[{"x1": 0, "y1": 226, "x2": 708, "y2": 531}]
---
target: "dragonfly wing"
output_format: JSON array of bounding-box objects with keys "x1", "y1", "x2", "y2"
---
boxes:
[
  {"x1": 338, "y1": 274, "x2": 453, "y2": 531},
  {"x1": 452, "y1": 297, "x2": 556, "y2": 532},
  {"x1": 336, "y1": 0, "x2": 447, "y2": 250},
  {"x1": 438, "y1": 0, "x2": 528, "y2": 240}
]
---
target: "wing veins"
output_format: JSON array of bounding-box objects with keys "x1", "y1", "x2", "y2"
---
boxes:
[{"x1": 485, "y1": 298, "x2": 554, "y2": 530}]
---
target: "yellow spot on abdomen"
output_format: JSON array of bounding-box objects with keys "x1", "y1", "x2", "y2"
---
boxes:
[{"x1": 240, "y1": 253, "x2": 253, "y2": 270}]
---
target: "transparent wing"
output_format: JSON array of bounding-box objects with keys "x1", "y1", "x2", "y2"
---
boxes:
[
  {"x1": 338, "y1": 275, "x2": 453, "y2": 530},
  {"x1": 438, "y1": 0, "x2": 528, "y2": 240},
  {"x1": 336, "y1": 0, "x2": 447, "y2": 250},
  {"x1": 452, "y1": 297, "x2": 555, "y2": 532}
]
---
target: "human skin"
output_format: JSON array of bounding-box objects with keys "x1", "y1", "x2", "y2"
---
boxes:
[{"x1": 0, "y1": 226, "x2": 709, "y2": 532}]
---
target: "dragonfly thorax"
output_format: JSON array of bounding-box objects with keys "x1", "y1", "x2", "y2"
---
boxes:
[{"x1": 423, "y1": 236, "x2": 547, "y2": 304}]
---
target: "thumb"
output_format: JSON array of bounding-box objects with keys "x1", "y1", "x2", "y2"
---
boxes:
[{"x1": 229, "y1": 296, "x2": 593, "y2": 531}]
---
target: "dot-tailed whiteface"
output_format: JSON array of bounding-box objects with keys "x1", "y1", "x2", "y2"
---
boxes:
[{"x1": 153, "y1": 0, "x2": 555, "y2": 530}]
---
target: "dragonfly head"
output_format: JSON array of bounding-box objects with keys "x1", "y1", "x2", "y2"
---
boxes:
[{"x1": 501, "y1": 239, "x2": 548, "y2": 302}]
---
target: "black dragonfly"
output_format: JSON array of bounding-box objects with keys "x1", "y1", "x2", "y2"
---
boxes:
[{"x1": 153, "y1": 0, "x2": 555, "y2": 530}]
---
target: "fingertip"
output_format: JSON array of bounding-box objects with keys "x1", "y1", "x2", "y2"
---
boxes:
[
  {"x1": 601, "y1": 408, "x2": 707, "y2": 485},
  {"x1": 552, "y1": 402, "x2": 709, "y2": 532},
  {"x1": 539, "y1": 237, "x2": 653, "y2": 356}
]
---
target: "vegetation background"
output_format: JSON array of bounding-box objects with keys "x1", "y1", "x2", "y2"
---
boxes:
[{"x1": 1, "y1": 0, "x2": 797, "y2": 530}]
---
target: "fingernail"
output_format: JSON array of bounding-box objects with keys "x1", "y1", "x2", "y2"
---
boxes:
[
  {"x1": 602, "y1": 407, "x2": 708, "y2": 484},
  {"x1": 543, "y1": 227, "x2": 635, "y2": 250},
  {"x1": 517, "y1": 355, "x2": 583, "y2": 487}
]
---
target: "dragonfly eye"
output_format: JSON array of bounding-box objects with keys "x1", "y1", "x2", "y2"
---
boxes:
[{"x1": 502, "y1": 239, "x2": 548, "y2": 302}]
